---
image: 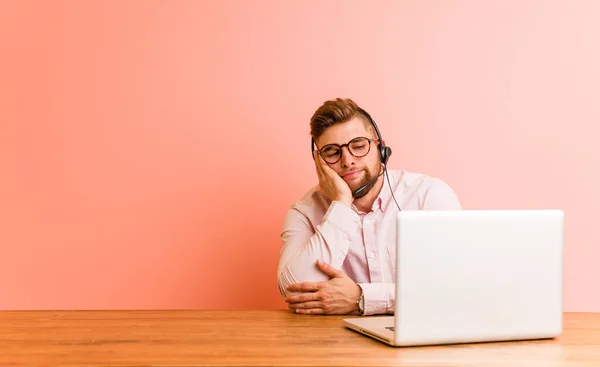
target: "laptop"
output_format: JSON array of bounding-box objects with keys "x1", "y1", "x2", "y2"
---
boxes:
[{"x1": 343, "y1": 210, "x2": 564, "y2": 347}]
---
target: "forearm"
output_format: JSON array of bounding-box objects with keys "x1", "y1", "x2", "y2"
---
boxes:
[{"x1": 278, "y1": 201, "x2": 360, "y2": 297}]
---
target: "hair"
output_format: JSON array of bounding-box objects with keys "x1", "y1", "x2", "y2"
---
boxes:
[{"x1": 310, "y1": 98, "x2": 372, "y2": 141}]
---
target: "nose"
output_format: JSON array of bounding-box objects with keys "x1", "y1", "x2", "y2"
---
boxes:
[{"x1": 339, "y1": 146, "x2": 355, "y2": 168}]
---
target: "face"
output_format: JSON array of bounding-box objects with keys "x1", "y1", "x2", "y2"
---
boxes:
[{"x1": 315, "y1": 117, "x2": 381, "y2": 198}]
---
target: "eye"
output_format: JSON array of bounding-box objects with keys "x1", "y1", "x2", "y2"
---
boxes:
[
  {"x1": 321, "y1": 146, "x2": 340, "y2": 157},
  {"x1": 350, "y1": 140, "x2": 367, "y2": 150}
]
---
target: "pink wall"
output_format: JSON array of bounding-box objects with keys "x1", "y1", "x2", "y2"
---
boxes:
[{"x1": 1, "y1": 1, "x2": 598, "y2": 311}]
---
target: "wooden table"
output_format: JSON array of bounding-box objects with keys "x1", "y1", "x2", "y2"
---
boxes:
[{"x1": 1, "y1": 310, "x2": 599, "y2": 366}]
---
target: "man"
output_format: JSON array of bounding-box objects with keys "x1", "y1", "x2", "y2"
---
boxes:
[{"x1": 278, "y1": 98, "x2": 461, "y2": 316}]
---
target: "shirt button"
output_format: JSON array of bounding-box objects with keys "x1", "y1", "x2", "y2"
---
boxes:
[
  {"x1": 368, "y1": 252, "x2": 375, "y2": 259},
  {"x1": 364, "y1": 219, "x2": 370, "y2": 225}
]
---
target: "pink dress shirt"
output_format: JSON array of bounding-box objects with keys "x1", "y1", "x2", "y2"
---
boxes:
[{"x1": 277, "y1": 169, "x2": 462, "y2": 315}]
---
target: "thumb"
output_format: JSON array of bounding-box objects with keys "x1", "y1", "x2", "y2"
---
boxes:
[{"x1": 316, "y1": 259, "x2": 344, "y2": 278}]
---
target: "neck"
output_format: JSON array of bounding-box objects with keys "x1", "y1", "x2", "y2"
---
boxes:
[{"x1": 352, "y1": 174, "x2": 385, "y2": 213}]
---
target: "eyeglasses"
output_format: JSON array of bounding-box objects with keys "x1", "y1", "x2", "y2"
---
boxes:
[{"x1": 317, "y1": 137, "x2": 377, "y2": 164}]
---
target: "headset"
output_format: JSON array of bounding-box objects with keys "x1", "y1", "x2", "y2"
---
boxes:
[
  {"x1": 311, "y1": 107, "x2": 401, "y2": 211},
  {"x1": 311, "y1": 107, "x2": 391, "y2": 166}
]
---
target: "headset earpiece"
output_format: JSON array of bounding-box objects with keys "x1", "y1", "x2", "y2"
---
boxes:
[{"x1": 380, "y1": 145, "x2": 392, "y2": 165}]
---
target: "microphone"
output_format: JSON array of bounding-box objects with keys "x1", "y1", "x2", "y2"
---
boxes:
[{"x1": 352, "y1": 168, "x2": 385, "y2": 197}]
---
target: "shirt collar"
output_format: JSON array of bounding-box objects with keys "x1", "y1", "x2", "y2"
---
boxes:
[
  {"x1": 376, "y1": 170, "x2": 396, "y2": 212},
  {"x1": 378, "y1": 192, "x2": 389, "y2": 213}
]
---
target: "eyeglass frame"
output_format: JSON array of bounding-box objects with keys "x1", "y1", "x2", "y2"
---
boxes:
[{"x1": 316, "y1": 136, "x2": 379, "y2": 164}]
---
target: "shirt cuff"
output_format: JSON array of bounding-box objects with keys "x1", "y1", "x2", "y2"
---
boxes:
[{"x1": 358, "y1": 283, "x2": 394, "y2": 316}]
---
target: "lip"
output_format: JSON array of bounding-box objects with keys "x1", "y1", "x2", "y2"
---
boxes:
[{"x1": 342, "y1": 170, "x2": 362, "y2": 180}]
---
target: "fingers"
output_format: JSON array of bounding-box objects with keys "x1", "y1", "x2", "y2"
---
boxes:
[
  {"x1": 316, "y1": 152, "x2": 332, "y2": 173},
  {"x1": 294, "y1": 308, "x2": 324, "y2": 315},
  {"x1": 316, "y1": 259, "x2": 344, "y2": 278},
  {"x1": 314, "y1": 149, "x2": 333, "y2": 171},
  {"x1": 285, "y1": 291, "x2": 321, "y2": 304},
  {"x1": 286, "y1": 281, "x2": 323, "y2": 293},
  {"x1": 287, "y1": 301, "x2": 321, "y2": 310},
  {"x1": 313, "y1": 150, "x2": 325, "y2": 177}
]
